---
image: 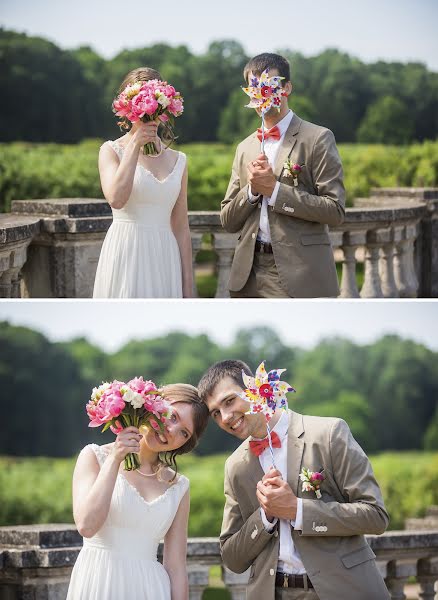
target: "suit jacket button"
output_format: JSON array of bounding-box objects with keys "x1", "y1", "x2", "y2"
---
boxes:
[
  {"x1": 239, "y1": 199, "x2": 244, "y2": 207},
  {"x1": 252, "y1": 233, "x2": 256, "y2": 239},
  {"x1": 270, "y1": 569, "x2": 275, "y2": 576},
  {"x1": 274, "y1": 530, "x2": 279, "y2": 537}
]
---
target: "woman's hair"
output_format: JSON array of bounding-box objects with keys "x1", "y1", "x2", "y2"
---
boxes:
[
  {"x1": 115, "y1": 66, "x2": 174, "y2": 146},
  {"x1": 158, "y1": 383, "x2": 209, "y2": 480}
]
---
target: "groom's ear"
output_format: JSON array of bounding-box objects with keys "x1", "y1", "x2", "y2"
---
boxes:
[{"x1": 284, "y1": 81, "x2": 293, "y2": 96}]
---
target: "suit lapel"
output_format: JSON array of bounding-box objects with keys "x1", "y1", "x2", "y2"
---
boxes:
[
  {"x1": 243, "y1": 440, "x2": 265, "y2": 492},
  {"x1": 273, "y1": 114, "x2": 303, "y2": 178},
  {"x1": 244, "y1": 131, "x2": 263, "y2": 162},
  {"x1": 286, "y1": 410, "x2": 305, "y2": 496}
]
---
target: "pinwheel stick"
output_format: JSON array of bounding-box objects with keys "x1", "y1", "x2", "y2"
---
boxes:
[
  {"x1": 261, "y1": 113, "x2": 266, "y2": 155},
  {"x1": 266, "y1": 420, "x2": 277, "y2": 470}
]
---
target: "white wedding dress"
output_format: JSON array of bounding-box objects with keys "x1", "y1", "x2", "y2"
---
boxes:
[
  {"x1": 66, "y1": 444, "x2": 189, "y2": 600},
  {"x1": 93, "y1": 141, "x2": 185, "y2": 298}
]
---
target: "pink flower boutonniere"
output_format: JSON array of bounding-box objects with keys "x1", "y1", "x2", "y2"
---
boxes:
[
  {"x1": 299, "y1": 467, "x2": 325, "y2": 499},
  {"x1": 283, "y1": 159, "x2": 305, "y2": 186}
]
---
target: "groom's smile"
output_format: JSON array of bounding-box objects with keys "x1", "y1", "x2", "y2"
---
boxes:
[{"x1": 205, "y1": 376, "x2": 266, "y2": 440}]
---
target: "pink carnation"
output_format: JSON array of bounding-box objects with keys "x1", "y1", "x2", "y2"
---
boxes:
[{"x1": 310, "y1": 472, "x2": 324, "y2": 482}]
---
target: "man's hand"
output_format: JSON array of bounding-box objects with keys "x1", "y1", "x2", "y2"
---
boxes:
[
  {"x1": 257, "y1": 468, "x2": 298, "y2": 521},
  {"x1": 247, "y1": 154, "x2": 277, "y2": 197}
]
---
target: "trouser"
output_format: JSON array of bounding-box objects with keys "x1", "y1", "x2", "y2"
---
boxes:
[{"x1": 230, "y1": 253, "x2": 291, "y2": 298}]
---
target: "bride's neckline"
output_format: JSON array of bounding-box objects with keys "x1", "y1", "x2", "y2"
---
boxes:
[
  {"x1": 95, "y1": 443, "x2": 181, "y2": 506},
  {"x1": 110, "y1": 139, "x2": 181, "y2": 184}
]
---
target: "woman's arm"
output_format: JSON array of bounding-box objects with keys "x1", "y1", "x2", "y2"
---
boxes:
[
  {"x1": 171, "y1": 163, "x2": 193, "y2": 298},
  {"x1": 98, "y1": 122, "x2": 158, "y2": 210},
  {"x1": 72, "y1": 427, "x2": 142, "y2": 538},
  {"x1": 163, "y1": 489, "x2": 190, "y2": 600}
]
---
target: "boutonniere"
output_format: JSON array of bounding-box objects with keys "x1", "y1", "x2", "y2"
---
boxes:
[
  {"x1": 283, "y1": 159, "x2": 305, "y2": 186},
  {"x1": 299, "y1": 467, "x2": 325, "y2": 499}
]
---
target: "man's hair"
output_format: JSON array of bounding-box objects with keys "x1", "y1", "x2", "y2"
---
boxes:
[
  {"x1": 198, "y1": 359, "x2": 254, "y2": 403},
  {"x1": 243, "y1": 52, "x2": 291, "y2": 85}
]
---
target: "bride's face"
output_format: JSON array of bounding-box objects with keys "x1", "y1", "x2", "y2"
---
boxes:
[{"x1": 142, "y1": 402, "x2": 194, "y2": 452}]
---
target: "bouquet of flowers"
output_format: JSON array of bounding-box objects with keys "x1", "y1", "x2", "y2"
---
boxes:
[
  {"x1": 86, "y1": 377, "x2": 171, "y2": 471},
  {"x1": 113, "y1": 80, "x2": 184, "y2": 155}
]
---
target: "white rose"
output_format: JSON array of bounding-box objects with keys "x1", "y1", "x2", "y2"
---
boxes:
[
  {"x1": 124, "y1": 388, "x2": 144, "y2": 409},
  {"x1": 157, "y1": 93, "x2": 170, "y2": 108}
]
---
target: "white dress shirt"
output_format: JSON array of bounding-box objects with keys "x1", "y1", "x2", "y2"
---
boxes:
[
  {"x1": 256, "y1": 410, "x2": 306, "y2": 574},
  {"x1": 248, "y1": 110, "x2": 294, "y2": 243}
]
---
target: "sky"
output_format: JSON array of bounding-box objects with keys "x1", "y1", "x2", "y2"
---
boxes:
[
  {"x1": 0, "y1": 300, "x2": 437, "y2": 353},
  {"x1": 1, "y1": 0, "x2": 438, "y2": 71}
]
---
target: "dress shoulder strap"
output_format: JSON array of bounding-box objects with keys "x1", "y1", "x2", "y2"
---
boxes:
[
  {"x1": 87, "y1": 443, "x2": 110, "y2": 467},
  {"x1": 105, "y1": 140, "x2": 124, "y2": 160}
]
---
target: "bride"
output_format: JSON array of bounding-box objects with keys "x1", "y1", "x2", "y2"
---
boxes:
[
  {"x1": 67, "y1": 384, "x2": 209, "y2": 600},
  {"x1": 93, "y1": 67, "x2": 193, "y2": 298}
]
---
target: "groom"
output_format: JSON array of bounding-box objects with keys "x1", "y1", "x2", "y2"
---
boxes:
[
  {"x1": 221, "y1": 53, "x2": 346, "y2": 298},
  {"x1": 198, "y1": 360, "x2": 390, "y2": 600}
]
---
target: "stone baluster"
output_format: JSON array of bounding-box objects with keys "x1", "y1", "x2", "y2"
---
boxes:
[
  {"x1": 188, "y1": 564, "x2": 210, "y2": 600},
  {"x1": 338, "y1": 231, "x2": 365, "y2": 298},
  {"x1": 394, "y1": 226, "x2": 418, "y2": 298},
  {"x1": 360, "y1": 231, "x2": 384, "y2": 298},
  {"x1": 190, "y1": 231, "x2": 204, "y2": 298},
  {"x1": 213, "y1": 232, "x2": 238, "y2": 298},
  {"x1": 386, "y1": 560, "x2": 418, "y2": 600},
  {"x1": 222, "y1": 566, "x2": 250, "y2": 600},
  {"x1": 378, "y1": 228, "x2": 399, "y2": 298},
  {"x1": 417, "y1": 558, "x2": 438, "y2": 600}
]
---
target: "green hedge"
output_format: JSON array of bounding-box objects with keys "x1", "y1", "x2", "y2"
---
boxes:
[
  {"x1": 1, "y1": 451, "x2": 437, "y2": 533},
  {"x1": 1, "y1": 140, "x2": 437, "y2": 213}
]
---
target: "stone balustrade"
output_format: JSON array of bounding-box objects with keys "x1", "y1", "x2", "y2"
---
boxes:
[
  {"x1": 0, "y1": 188, "x2": 436, "y2": 298},
  {"x1": 0, "y1": 525, "x2": 437, "y2": 599}
]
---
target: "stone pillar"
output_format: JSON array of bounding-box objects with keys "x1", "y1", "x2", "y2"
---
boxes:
[
  {"x1": 0, "y1": 215, "x2": 41, "y2": 298},
  {"x1": 222, "y1": 566, "x2": 250, "y2": 600},
  {"x1": 188, "y1": 564, "x2": 210, "y2": 600},
  {"x1": 419, "y1": 197, "x2": 438, "y2": 297},
  {"x1": 12, "y1": 199, "x2": 112, "y2": 298},
  {"x1": 213, "y1": 232, "x2": 238, "y2": 298},
  {"x1": 338, "y1": 231, "x2": 366, "y2": 298},
  {"x1": 386, "y1": 560, "x2": 418, "y2": 600},
  {"x1": 360, "y1": 231, "x2": 384, "y2": 298},
  {"x1": 190, "y1": 231, "x2": 204, "y2": 299},
  {"x1": 417, "y1": 558, "x2": 438, "y2": 600}
]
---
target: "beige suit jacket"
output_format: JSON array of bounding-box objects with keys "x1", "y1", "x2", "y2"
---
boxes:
[
  {"x1": 221, "y1": 115, "x2": 346, "y2": 298},
  {"x1": 220, "y1": 411, "x2": 390, "y2": 600}
]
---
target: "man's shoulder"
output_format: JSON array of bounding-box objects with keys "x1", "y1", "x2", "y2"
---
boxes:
[
  {"x1": 225, "y1": 439, "x2": 250, "y2": 471},
  {"x1": 292, "y1": 410, "x2": 349, "y2": 439},
  {"x1": 236, "y1": 130, "x2": 258, "y2": 152},
  {"x1": 293, "y1": 114, "x2": 335, "y2": 143}
]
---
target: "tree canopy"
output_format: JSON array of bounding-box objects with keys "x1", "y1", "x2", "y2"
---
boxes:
[
  {"x1": 1, "y1": 29, "x2": 437, "y2": 144},
  {"x1": 0, "y1": 321, "x2": 436, "y2": 457}
]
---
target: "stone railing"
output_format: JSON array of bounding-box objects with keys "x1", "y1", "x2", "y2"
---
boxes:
[
  {"x1": 0, "y1": 188, "x2": 437, "y2": 298},
  {"x1": 0, "y1": 526, "x2": 437, "y2": 599}
]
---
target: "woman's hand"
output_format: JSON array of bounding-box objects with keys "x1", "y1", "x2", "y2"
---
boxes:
[
  {"x1": 131, "y1": 121, "x2": 159, "y2": 148},
  {"x1": 110, "y1": 427, "x2": 142, "y2": 463}
]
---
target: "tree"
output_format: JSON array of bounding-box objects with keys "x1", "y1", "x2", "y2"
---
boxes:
[{"x1": 357, "y1": 96, "x2": 414, "y2": 144}]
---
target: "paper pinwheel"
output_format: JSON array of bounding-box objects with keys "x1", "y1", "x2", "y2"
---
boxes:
[
  {"x1": 240, "y1": 361, "x2": 295, "y2": 467},
  {"x1": 242, "y1": 69, "x2": 286, "y2": 153}
]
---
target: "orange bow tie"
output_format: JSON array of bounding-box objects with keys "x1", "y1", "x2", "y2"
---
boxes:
[
  {"x1": 249, "y1": 431, "x2": 281, "y2": 457},
  {"x1": 257, "y1": 125, "x2": 281, "y2": 143}
]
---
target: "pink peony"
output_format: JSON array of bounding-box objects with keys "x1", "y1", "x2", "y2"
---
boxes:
[
  {"x1": 168, "y1": 98, "x2": 183, "y2": 116},
  {"x1": 310, "y1": 472, "x2": 324, "y2": 482},
  {"x1": 163, "y1": 85, "x2": 176, "y2": 97},
  {"x1": 292, "y1": 164, "x2": 302, "y2": 173}
]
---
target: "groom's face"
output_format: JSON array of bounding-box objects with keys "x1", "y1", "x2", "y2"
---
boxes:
[
  {"x1": 205, "y1": 376, "x2": 262, "y2": 440},
  {"x1": 247, "y1": 68, "x2": 292, "y2": 118}
]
